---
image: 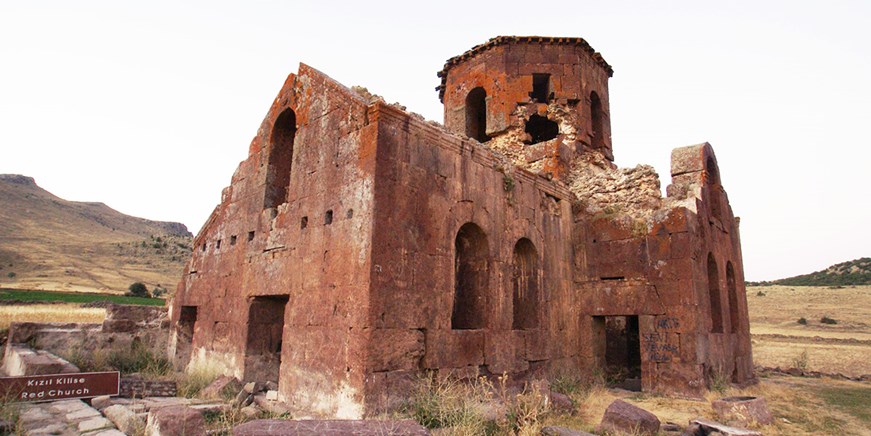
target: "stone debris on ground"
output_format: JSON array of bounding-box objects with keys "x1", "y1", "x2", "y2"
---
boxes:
[
  {"x1": 541, "y1": 425, "x2": 596, "y2": 436},
  {"x1": 145, "y1": 405, "x2": 206, "y2": 436},
  {"x1": 710, "y1": 396, "x2": 773, "y2": 426},
  {"x1": 17, "y1": 399, "x2": 120, "y2": 436},
  {"x1": 687, "y1": 418, "x2": 763, "y2": 436},
  {"x1": 199, "y1": 375, "x2": 242, "y2": 400},
  {"x1": 232, "y1": 419, "x2": 430, "y2": 436},
  {"x1": 597, "y1": 399, "x2": 661, "y2": 435}
]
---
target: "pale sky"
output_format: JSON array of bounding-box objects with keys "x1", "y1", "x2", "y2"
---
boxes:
[{"x1": 1, "y1": 1, "x2": 869, "y2": 281}]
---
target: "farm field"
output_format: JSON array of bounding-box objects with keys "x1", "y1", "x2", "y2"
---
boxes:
[
  {"x1": 747, "y1": 285, "x2": 871, "y2": 377},
  {"x1": 0, "y1": 288, "x2": 164, "y2": 306}
]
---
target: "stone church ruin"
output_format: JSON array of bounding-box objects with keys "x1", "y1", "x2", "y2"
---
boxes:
[{"x1": 169, "y1": 35, "x2": 753, "y2": 418}]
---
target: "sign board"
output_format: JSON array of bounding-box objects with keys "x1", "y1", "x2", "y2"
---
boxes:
[{"x1": 0, "y1": 371, "x2": 119, "y2": 402}]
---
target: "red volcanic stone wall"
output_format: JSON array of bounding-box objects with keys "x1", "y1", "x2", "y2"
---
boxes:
[
  {"x1": 364, "y1": 103, "x2": 578, "y2": 413},
  {"x1": 170, "y1": 64, "x2": 377, "y2": 417},
  {"x1": 441, "y1": 41, "x2": 613, "y2": 157},
  {"x1": 169, "y1": 37, "x2": 754, "y2": 416},
  {"x1": 577, "y1": 143, "x2": 752, "y2": 397}
]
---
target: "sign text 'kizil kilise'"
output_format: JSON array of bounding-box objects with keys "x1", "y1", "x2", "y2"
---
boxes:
[{"x1": 0, "y1": 371, "x2": 119, "y2": 402}]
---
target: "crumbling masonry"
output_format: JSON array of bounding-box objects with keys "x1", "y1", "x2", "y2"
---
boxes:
[{"x1": 169, "y1": 36, "x2": 753, "y2": 417}]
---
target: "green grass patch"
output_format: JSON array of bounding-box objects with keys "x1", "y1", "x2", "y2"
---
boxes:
[
  {"x1": 0, "y1": 288, "x2": 164, "y2": 306},
  {"x1": 814, "y1": 385, "x2": 871, "y2": 426}
]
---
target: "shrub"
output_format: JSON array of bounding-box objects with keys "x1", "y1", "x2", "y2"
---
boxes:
[
  {"x1": 6, "y1": 272, "x2": 15, "y2": 278},
  {"x1": 820, "y1": 315, "x2": 838, "y2": 325},
  {"x1": 708, "y1": 365, "x2": 730, "y2": 393},
  {"x1": 793, "y1": 350, "x2": 809, "y2": 371},
  {"x1": 152, "y1": 286, "x2": 167, "y2": 298},
  {"x1": 756, "y1": 290, "x2": 766, "y2": 297},
  {"x1": 127, "y1": 282, "x2": 150, "y2": 298},
  {"x1": 798, "y1": 317, "x2": 808, "y2": 325},
  {"x1": 404, "y1": 373, "x2": 492, "y2": 433},
  {"x1": 178, "y1": 360, "x2": 225, "y2": 398},
  {"x1": 496, "y1": 375, "x2": 549, "y2": 435}
]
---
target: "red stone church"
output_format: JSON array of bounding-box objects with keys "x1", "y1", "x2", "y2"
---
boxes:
[{"x1": 169, "y1": 36, "x2": 753, "y2": 418}]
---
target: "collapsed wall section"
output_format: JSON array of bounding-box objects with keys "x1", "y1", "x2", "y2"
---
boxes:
[
  {"x1": 575, "y1": 143, "x2": 752, "y2": 397},
  {"x1": 169, "y1": 64, "x2": 377, "y2": 418}
]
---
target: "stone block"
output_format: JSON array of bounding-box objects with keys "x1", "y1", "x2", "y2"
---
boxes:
[
  {"x1": 146, "y1": 406, "x2": 206, "y2": 436},
  {"x1": 597, "y1": 399, "x2": 660, "y2": 435},
  {"x1": 422, "y1": 329, "x2": 484, "y2": 369},
  {"x1": 199, "y1": 375, "x2": 242, "y2": 400},
  {"x1": 689, "y1": 418, "x2": 762, "y2": 436},
  {"x1": 711, "y1": 396, "x2": 773, "y2": 426},
  {"x1": 368, "y1": 329, "x2": 424, "y2": 372},
  {"x1": 78, "y1": 416, "x2": 113, "y2": 433},
  {"x1": 104, "y1": 404, "x2": 144, "y2": 434}
]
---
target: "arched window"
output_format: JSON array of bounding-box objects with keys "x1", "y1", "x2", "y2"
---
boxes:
[
  {"x1": 708, "y1": 253, "x2": 724, "y2": 333},
  {"x1": 706, "y1": 157, "x2": 723, "y2": 220},
  {"x1": 465, "y1": 87, "x2": 488, "y2": 142},
  {"x1": 512, "y1": 238, "x2": 539, "y2": 330},
  {"x1": 264, "y1": 108, "x2": 296, "y2": 209},
  {"x1": 452, "y1": 223, "x2": 488, "y2": 329},
  {"x1": 590, "y1": 92, "x2": 605, "y2": 149},
  {"x1": 726, "y1": 261, "x2": 739, "y2": 333}
]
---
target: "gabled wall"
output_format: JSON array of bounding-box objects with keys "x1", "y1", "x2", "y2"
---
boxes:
[{"x1": 169, "y1": 64, "x2": 377, "y2": 417}]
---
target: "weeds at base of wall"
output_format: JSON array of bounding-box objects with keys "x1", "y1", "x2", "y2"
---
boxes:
[
  {"x1": 708, "y1": 366, "x2": 731, "y2": 394},
  {"x1": 202, "y1": 406, "x2": 292, "y2": 434},
  {"x1": 176, "y1": 359, "x2": 225, "y2": 398},
  {"x1": 403, "y1": 372, "x2": 551, "y2": 435},
  {"x1": 62, "y1": 340, "x2": 171, "y2": 378}
]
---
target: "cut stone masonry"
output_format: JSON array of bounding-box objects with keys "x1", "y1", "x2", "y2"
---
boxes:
[{"x1": 169, "y1": 35, "x2": 753, "y2": 418}]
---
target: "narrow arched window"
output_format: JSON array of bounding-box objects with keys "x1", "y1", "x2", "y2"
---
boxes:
[
  {"x1": 452, "y1": 223, "x2": 488, "y2": 329},
  {"x1": 726, "y1": 261, "x2": 739, "y2": 333},
  {"x1": 590, "y1": 92, "x2": 605, "y2": 149},
  {"x1": 708, "y1": 253, "x2": 724, "y2": 333},
  {"x1": 264, "y1": 108, "x2": 296, "y2": 209},
  {"x1": 512, "y1": 238, "x2": 539, "y2": 330},
  {"x1": 706, "y1": 157, "x2": 723, "y2": 220},
  {"x1": 465, "y1": 87, "x2": 488, "y2": 142}
]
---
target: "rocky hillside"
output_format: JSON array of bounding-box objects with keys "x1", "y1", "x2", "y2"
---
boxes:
[
  {"x1": 750, "y1": 257, "x2": 871, "y2": 287},
  {"x1": 0, "y1": 174, "x2": 192, "y2": 293}
]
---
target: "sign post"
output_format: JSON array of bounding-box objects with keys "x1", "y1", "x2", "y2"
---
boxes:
[{"x1": 0, "y1": 372, "x2": 120, "y2": 402}]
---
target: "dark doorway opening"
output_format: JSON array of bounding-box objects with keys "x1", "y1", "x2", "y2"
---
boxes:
[
  {"x1": 524, "y1": 114, "x2": 559, "y2": 144},
  {"x1": 594, "y1": 315, "x2": 642, "y2": 391},
  {"x1": 244, "y1": 295, "x2": 289, "y2": 384},
  {"x1": 174, "y1": 306, "x2": 198, "y2": 369}
]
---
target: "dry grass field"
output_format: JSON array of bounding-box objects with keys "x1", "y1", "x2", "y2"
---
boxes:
[
  {"x1": 747, "y1": 285, "x2": 871, "y2": 377},
  {"x1": 542, "y1": 375, "x2": 871, "y2": 435},
  {"x1": 0, "y1": 303, "x2": 106, "y2": 329}
]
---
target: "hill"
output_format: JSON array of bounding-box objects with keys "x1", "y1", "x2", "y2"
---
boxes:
[
  {"x1": 750, "y1": 257, "x2": 871, "y2": 287},
  {"x1": 0, "y1": 174, "x2": 191, "y2": 293}
]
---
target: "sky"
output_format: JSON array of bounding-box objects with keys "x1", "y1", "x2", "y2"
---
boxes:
[{"x1": 1, "y1": 1, "x2": 869, "y2": 281}]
